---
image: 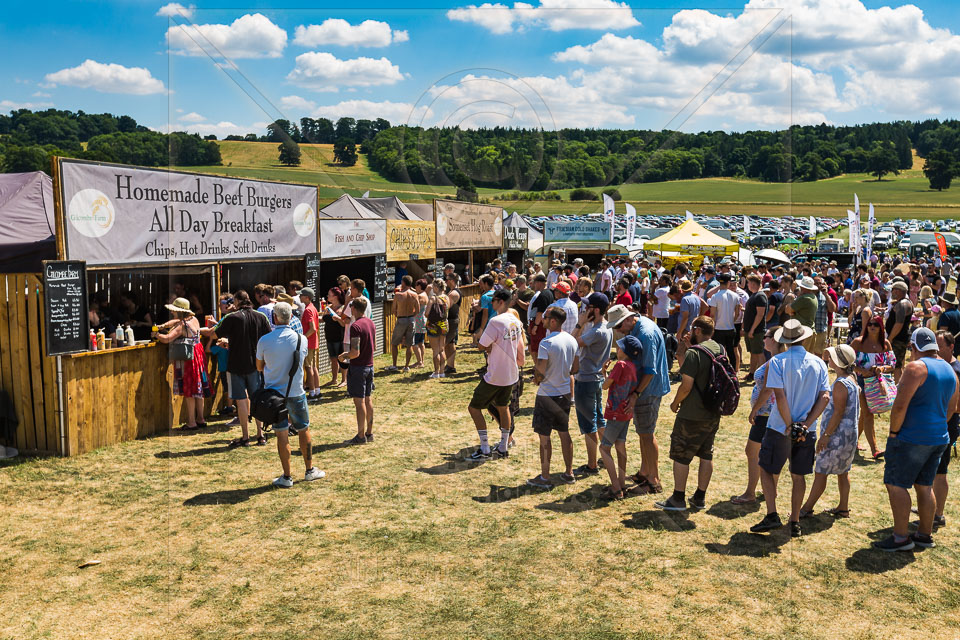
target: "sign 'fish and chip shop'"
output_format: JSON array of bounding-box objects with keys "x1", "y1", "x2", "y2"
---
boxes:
[
  {"x1": 543, "y1": 220, "x2": 611, "y2": 243},
  {"x1": 58, "y1": 159, "x2": 318, "y2": 266},
  {"x1": 319, "y1": 219, "x2": 387, "y2": 259}
]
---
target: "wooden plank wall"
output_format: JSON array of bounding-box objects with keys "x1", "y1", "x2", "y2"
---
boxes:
[
  {"x1": 0, "y1": 274, "x2": 60, "y2": 454},
  {"x1": 60, "y1": 342, "x2": 224, "y2": 456}
]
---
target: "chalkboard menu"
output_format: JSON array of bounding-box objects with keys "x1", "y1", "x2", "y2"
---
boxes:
[
  {"x1": 304, "y1": 253, "x2": 321, "y2": 293},
  {"x1": 373, "y1": 254, "x2": 388, "y2": 302},
  {"x1": 433, "y1": 261, "x2": 443, "y2": 279},
  {"x1": 43, "y1": 260, "x2": 89, "y2": 356},
  {"x1": 385, "y1": 267, "x2": 397, "y2": 300}
]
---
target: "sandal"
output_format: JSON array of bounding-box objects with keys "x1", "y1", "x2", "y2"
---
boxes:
[
  {"x1": 873, "y1": 450, "x2": 885, "y2": 460},
  {"x1": 228, "y1": 437, "x2": 251, "y2": 448},
  {"x1": 798, "y1": 509, "x2": 813, "y2": 520},
  {"x1": 730, "y1": 495, "x2": 757, "y2": 505},
  {"x1": 630, "y1": 472, "x2": 650, "y2": 486},
  {"x1": 627, "y1": 484, "x2": 652, "y2": 496},
  {"x1": 181, "y1": 423, "x2": 201, "y2": 430},
  {"x1": 255, "y1": 436, "x2": 267, "y2": 446},
  {"x1": 826, "y1": 508, "x2": 850, "y2": 518},
  {"x1": 604, "y1": 487, "x2": 625, "y2": 501}
]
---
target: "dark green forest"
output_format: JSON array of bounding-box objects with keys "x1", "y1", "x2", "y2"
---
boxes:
[{"x1": 365, "y1": 120, "x2": 960, "y2": 191}]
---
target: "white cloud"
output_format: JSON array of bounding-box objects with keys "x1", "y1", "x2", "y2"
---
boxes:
[
  {"x1": 279, "y1": 97, "x2": 432, "y2": 125},
  {"x1": 32, "y1": 91, "x2": 52, "y2": 98},
  {"x1": 166, "y1": 13, "x2": 287, "y2": 59},
  {"x1": 447, "y1": 0, "x2": 639, "y2": 34},
  {"x1": 293, "y1": 19, "x2": 410, "y2": 48},
  {"x1": 179, "y1": 112, "x2": 206, "y2": 123},
  {"x1": 159, "y1": 120, "x2": 268, "y2": 138},
  {"x1": 157, "y1": 3, "x2": 195, "y2": 19},
  {"x1": 1, "y1": 99, "x2": 54, "y2": 111},
  {"x1": 44, "y1": 60, "x2": 166, "y2": 95},
  {"x1": 287, "y1": 52, "x2": 403, "y2": 91}
]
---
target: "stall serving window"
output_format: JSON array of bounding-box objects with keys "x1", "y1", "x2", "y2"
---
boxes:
[{"x1": 219, "y1": 260, "x2": 306, "y2": 301}]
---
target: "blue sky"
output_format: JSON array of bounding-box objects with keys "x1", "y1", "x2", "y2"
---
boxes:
[{"x1": 4, "y1": 0, "x2": 960, "y2": 137}]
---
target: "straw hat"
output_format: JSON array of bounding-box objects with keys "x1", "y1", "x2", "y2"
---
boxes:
[
  {"x1": 941, "y1": 291, "x2": 958, "y2": 306},
  {"x1": 825, "y1": 344, "x2": 856, "y2": 369},
  {"x1": 680, "y1": 280, "x2": 694, "y2": 293},
  {"x1": 774, "y1": 318, "x2": 814, "y2": 344},
  {"x1": 606, "y1": 304, "x2": 637, "y2": 330},
  {"x1": 797, "y1": 276, "x2": 818, "y2": 291},
  {"x1": 277, "y1": 293, "x2": 297, "y2": 306},
  {"x1": 164, "y1": 297, "x2": 194, "y2": 315}
]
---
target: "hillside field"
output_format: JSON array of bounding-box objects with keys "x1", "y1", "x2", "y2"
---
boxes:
[{"x1": 193, "y1": 141, "x2": 960, "y2": 221}]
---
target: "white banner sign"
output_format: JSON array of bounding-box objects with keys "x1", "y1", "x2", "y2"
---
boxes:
[
  {"x1": 866, "y1": 202, "x2": 876, "y2": 258},
  {"x1": 743, "y1": 215, "x2": 750, "y2": 237},
  {"x1": 809, "y1": 216, "x2": 817, "y2": 237},
  {"x1": 58, "y1": 158, "x2": 318, "y2": 265},
  {"x1": 602, "y1": 193, "x2": 616, "y2": 243},
  {"x1": 625, "y1": 202, "x2": 637, "y2": 247},
  {"x1": 685, "y1": 210, "x2": 694, "y2": 222},
  {"x1": 319, "y1": 219, "x2": 386, "y2": 259}
]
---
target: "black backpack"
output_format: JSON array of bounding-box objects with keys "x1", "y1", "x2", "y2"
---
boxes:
[
  {"x1": 690, "y1": 344, "x2": 740, "y2": 416},
  {"x1": 251, "y1": 334, "x2": 302, "y2": 429}
]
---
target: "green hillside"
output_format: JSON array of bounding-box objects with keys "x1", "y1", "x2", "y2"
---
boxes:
[{"x1": 192, "y1": 141, "x2": 960, "y2": 221}]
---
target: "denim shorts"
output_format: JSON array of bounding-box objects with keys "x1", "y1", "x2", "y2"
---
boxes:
[
  {"x1": 883, "y1": 437, "x2": 948, "y2": 488},
  {"x1": 273, "y1": 394, "x2": 309, "y2": 433},
  {"x1": 413, "y1": 332, "x2": 426, "y2": 345},
  {"x1": 229, "y1": 370, "x2": 262, "y2": 400},
  {"x1": 601, "y1": 419, "x2": 631, "y2": 447},
  {"x1": 347, "y1": 365, "x2": 374, "y2": 398},
  {"x1": 574, "y1": 379, "x2": 605, "y2": 435}
]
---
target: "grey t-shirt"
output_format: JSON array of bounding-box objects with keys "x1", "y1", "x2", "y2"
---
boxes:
[
  {"x1": 575, "y1": 322, "x2": 613, "y2": 383},
  {"x1": 537, "y1": 330, "x2": 578, "y2": 396}
]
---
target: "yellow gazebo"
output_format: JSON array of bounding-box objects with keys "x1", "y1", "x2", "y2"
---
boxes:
[{"x1": 643, "y1": 220, "x2": 739, "y2": 258}]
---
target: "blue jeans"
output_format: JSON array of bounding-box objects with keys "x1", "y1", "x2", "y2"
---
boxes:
[
  {"x1": 574, "y1": 379, "x2": 605, "y2": 435},
  {"x1": 273, "y1": 394, "x2": 309, "y2": 433},
  {"x1": 883, "y1": 437, "x2": 948, "y2": 488}
]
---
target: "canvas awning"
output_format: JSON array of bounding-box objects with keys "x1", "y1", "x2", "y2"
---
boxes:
[
  {"x1": 642, "y1": 220, "x2": 738, "y2": 257},
  {"x1": 0, "y1": 171, "x2": 56, "y2": 272},
  {"x1": 357, "y1": 196, "x2": 421, "y2": 220},
  {"x1": 319, "y1": 194, "x2": 380, "y2": 219}
]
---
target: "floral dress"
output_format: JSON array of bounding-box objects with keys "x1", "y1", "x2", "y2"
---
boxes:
[
  {"x1": 173, "y1": 319, "x2": 210, "y2": 399},
  {"x1": 815, "y1": 376, "x2": 860, "y2": 475},
  {"x1": 854, "y1": 348, "x2": 894, "y2": 391}
]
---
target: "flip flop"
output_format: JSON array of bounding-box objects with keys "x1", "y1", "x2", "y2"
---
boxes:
[
  {"x1": 826, "y1": 508, "x2": 850, "y2": 518},
  {"x1": 730, "y1": 495, "x2": 757, "y2": 505}
]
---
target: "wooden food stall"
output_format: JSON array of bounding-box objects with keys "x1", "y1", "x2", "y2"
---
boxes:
[{"x1": 434, "y1": 200, "x2": 503, "y2": 284}]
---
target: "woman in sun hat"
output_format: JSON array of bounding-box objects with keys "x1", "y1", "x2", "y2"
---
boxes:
[
  {"x1": 155, "y1": 297, "x2": 209, "y2": 429},
  {"x1": 799, "y1": 344, "x2": 861, "y2": 518}
]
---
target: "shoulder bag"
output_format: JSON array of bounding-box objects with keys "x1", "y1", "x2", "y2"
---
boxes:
[
  {"x1": 168, "y1": 320, "x2": 195, "y2": 361},
  {"x1": 251, "y1": 334, "x2": 303, "y2": 427}
]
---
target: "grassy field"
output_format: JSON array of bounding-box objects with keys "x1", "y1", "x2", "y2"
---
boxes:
[
  {"x1": 192, "y1": 141, "x2": 960, "y2": 221},
  {"x1": 2, "y1": 342, "x2": 960, "y2": 639}
]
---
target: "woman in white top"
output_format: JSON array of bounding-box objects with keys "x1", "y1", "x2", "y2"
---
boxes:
[{"x1": 652, "y1": 275, "x2": 671, "y2": 329}]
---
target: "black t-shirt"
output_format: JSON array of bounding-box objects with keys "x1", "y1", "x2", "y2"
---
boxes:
[
  {"x1": 765, "y1": 291, "x2": 783, "y2": 328},
  {"x1": 321, "y1": 311, "x2": 345, "y2": 344},
  {"x1": 515, "y1": 288, "x2": 535, "y2": 326},
  {"x1": 743, "y1": 291, "x2": 768, "y2": 334},
  {"x1": 530, "y1": 289, "x2": 554, "y2": 323},
  {"x1": 216, "y1": 307, "x2": 271, "y2": 374}
]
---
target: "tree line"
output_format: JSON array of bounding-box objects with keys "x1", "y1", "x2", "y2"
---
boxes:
[
  {"x1": 0, "y1": 108, "x2": 222, "y2": 174},
  {"x1": 365, "y1": 120, "x2": 960, "y2": 192}
]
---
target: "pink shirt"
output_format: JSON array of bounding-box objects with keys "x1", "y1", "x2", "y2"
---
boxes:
[{"x1": 479, "y1": 313, "x2": 525, "y2": 387}]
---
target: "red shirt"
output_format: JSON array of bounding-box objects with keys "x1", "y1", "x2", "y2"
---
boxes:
[
  {"x1": 615, "y1": 291, "x2": 633, "y2": 307},
  {"x1": 349, "y1": 317, "x2": 376, "y2": 368},
  {"x1": 301, "y1": 303, "x2": 319, "y2": 350}
]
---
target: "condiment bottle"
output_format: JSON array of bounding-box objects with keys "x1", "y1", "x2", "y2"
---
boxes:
[
  {"x1": 115, "y1": 327, "x2": 125, "y2": 347},
  {"x1": 89, "y1": 329, "x2": 98, "y2": 351},
  {"x1": 96, "y1": 328, "x2": 105, "y2": 350},
  {"x1": 125, "y1": 324, "x2": 135, "y2": 345}
]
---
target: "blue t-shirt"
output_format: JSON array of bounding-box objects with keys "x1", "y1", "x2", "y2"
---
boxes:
[
  {"x1": 210, "y1": 343, "x2": 229, "y2": 372},
  {"x1": 765, "y1": 345, "x2": 830, "y2": 434},
  {"x1": 900, "y1": 357, "x2": 956, "y2": 445},
  {"x1": 629, "y1": 315, "x2": 671, "y2": 398},
  {"x1": 480, "y1": 290, "x2": 497, "y2": 327},
  {"x1": 679, "y1": 293, "x2": 700, "y2": 332},
  {"x1": 256, "y1": 325, "x2": 308, "y2": 396}
]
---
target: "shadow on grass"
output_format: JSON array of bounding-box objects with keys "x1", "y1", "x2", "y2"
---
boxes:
[
  {"x1": 417, "y1": 448, "x2": 488, "y2": 475},
  {"x1": 846, "y1": 548, "x2": 918, "y2": 573},
  {"x1": 313, "y1": 440, "x2": 360, "y2": 454},
  {"x1": 536, "y1": 483, "x2": 615, "y2": 513},
  {"x1": 705, "y1": 514, "x2": 837, "y2": 557},
  {"x1": 473, "y1": 482, "x2": 551, "y2": 503},
  {"x1": 706, "y1": 498, "x2": 763, "y2": 520},
  {"x1": 183, "y1": 484, "x2": 274, "y2": 506},
  {"x1": 155, "y1": 444, "x2": 233, "y2": 459},
  {"x1": 622, "y1": 510, "x2": 696, "y2": 532}
]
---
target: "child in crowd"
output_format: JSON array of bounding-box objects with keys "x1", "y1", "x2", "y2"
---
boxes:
[{"x1": 600, "y1": 335, "x2": 641, "y2": 500}]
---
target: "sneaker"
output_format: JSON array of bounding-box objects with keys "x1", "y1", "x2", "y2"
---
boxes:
[
  {"x1": 384, "y1": 365, "x2": 398, "y2": 372},
  {"x1": 444, "y1": 366, "x2": 457, "y2": 374},
  {"x1": 934, "y1": 515, "x2": 946, "y2": 528},
  {"x1": 429, "y1": 372, "x2": 439, "y2": 379},
  {"x1": 689, "y1": 495, "x2": 706, "y2": 510},
  {"x1": 438, "y1": 373, "x2": 445, "y2": 378},
  {"x1": 304, "y1": 467, "x2": 326, "y2": 482},
  {"x1": 910, "y1": 532, "x2": 935, "y2": 548},
  {"x1": 573, "y1": 464, "x2": 600, "y2": 476},
  {"x1": 559, "y1": 472, "x2": 576, "y2": 484},
  {"x1": 789, "y1": 521, "x2": 802, "y2": 538},
  {"x1": 490, "y1": 446, "x2": 509, "y2": 459},
  {"x1": 526, "y1": 475, "x2": 552, "y2": 488},
  {"x1": 272, "y1": 475, "x2": 294, "y2": 488},
  {"x1": 225, "y1": 417, "x2": 240, "y2": 427},
  {"x1": 872, "y1": 535, "x2": 915, "y2": 552},
  {"x1": 402, "y1": 366, "x2": 410, "y2": 373},
  {"x1": 365, "y1": 433, "x2": 374, "y2": 442},
  {"x1": 750, "y1": 513, "x2": 783, "y2": 533},
  {"x1": 655, "y1": 497, "x2": 687, "y2": 512},
  {"x1": 468, "y1": 448, "x2": 491, "y2": 460},
  {"x1": 347, "y1": 435, "x2": 367, "y2": 445}
]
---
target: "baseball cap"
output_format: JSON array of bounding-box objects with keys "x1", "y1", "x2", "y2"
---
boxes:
[
  {"x1": 912, "y1": 327, "x2": 939, "y2": 353},
  {"x1": 717, "y1": 273, "x2": 732, "y2": 283},
  {"x1": 616, "y1": 335, "x2": 642, "y2": 360},
  {"x1": 444, "y1": 263, "x2": 455, "y2": 270},
  {"x1": 586, "y1": 292, "x2": 610, "y2": 312},
  {"x1": 892, "y1": 281, "x2": 908, "y2": 292},
  {"x1": 704, "y1": 266, "x2": 716, "y2": 274},
  {"x1": 299, "y1": 287, "x2": 315, "y2": 300},
  {"x1": 504, "y1": 279, "x2": 514, "y2": 287},
  {"x1": 555, "y1": 281, "x2": 571, "y2": 294}
]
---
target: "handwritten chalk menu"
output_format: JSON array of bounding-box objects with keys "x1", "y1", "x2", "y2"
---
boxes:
[
  {"x1": 373, "y1": 254, "x2": 387, "y2": 303},
  {"x1": 304, "y1": 253, "x2": 321, "y2": 294},
  {"x1": 43, "y1": 260, "x2": 89, "y2": 356},
  {"x1": 385, "y1": 266, "x2": 396, "y2": 301}
]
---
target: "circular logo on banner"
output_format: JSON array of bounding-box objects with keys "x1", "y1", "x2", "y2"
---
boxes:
[
  {"x1": 436, "y1": 212, "x2": 448, "y2": 236},
  {"x1": 68, "y1": 189, "x2": 115, "y2": 238},
  {"x1": 292, "y1": 202, "x2": 315, "y2": 237},
  {"x1": 494, "y1": 215, "x2": 503, "y2": 237}
]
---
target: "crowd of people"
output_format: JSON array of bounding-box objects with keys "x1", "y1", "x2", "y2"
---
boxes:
[
  {"x1": 155, "y1": 248, "x2": 960, "y2": 552},
  {"x1": 459, "y1": 251, "x2": 960, "y2": 551}
]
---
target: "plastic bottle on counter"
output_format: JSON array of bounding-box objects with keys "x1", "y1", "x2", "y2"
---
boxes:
[
  {"x1": 115, "y1": 327, "x2": 125, "y2": 348},
  {"x1": 96, "y1": 328, "x2": 105, "y2": 351},
  {"x1": 89, "y1": 329, "x2": 98, "y2": 351},
  {"x1": 125, "y1": 324, "x2": 135, "y2": 346}
]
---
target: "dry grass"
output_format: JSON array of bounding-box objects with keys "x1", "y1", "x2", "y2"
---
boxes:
[{"x1": 2, "y1": 345, "x2": 960, "y2": 639}]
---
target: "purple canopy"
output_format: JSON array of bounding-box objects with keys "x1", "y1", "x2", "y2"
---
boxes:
[{"x1": 0, "y1": 172, "x2": 56, "y2": 272}]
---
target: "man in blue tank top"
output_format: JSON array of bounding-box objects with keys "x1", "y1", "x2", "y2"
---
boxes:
[{"x1": 875, "y1": 327, "x2": 960, "y2": 552}]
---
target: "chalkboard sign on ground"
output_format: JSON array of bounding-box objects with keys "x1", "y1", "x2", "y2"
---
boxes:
[
  {"x1": 373, "y1": 254, "x2": 387, "y2": 303},
  {"x1": 304, "y1": 253, "x2": 321, "y2": 294},
  {"x1": 43, "y1": 260, "x2": 89, "y2": 356}
]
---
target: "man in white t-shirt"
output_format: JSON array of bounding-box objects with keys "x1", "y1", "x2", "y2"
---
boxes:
[
  {"x1": 653, "y1": 275, "x2": 671, "y2": 329},
  {"x1": 550, "y1": 282, "x2": 580, "y2": 334},
  {"x1": 708, "y1": 273, "x2": 742, "y2": 363},
  {"x1": 468, "y1": 289, "x2": 526, "y2": 460}
]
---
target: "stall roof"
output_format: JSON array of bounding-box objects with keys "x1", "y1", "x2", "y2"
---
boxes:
[
  {"x1": 0, "y1": 171, "x2": 56, "y2": 272},
  {"x1": 643, "y1": 220, "x2": 738, "y2": 257},
  {"x1": 319, "y1": 194, "x2": 380, "y2": 219},
  {"x1": 405, "y1": 203, "x2": 433, "y2": 221},
  {"x1": 357, "y1": 196, "x2": 421, "y2": 220},
  {"x1": 503, "y1": 210, "x2": 544, "y2": 251}
]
